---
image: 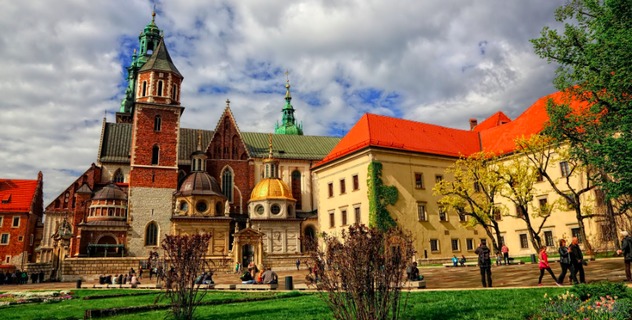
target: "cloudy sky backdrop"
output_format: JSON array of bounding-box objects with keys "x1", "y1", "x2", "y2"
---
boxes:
[{"x1": 0, "y1": 0, "x2": 564, "y2": 204}]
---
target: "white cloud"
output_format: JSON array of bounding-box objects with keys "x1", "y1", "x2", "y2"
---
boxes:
[{"x1": 0, "y1": 0, "x2": 565, "y2": 204}]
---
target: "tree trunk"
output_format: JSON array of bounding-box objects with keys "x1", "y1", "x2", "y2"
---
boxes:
[{"x1": 606, "y1": 199, "x2": 621, "y2": 250}]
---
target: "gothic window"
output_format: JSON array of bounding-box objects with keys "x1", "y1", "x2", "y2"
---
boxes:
[
  {"x1": 151, "y1": 145, "x2": 159, "y2": 165},
  {"x1": 113, "y1": 170, "x2": 124, "y2": 183},
  {"x1": 142, "y1": 81, "x2": 147, "y2": 97},
  {"x1": 157, "y1": 80, "x2": 163, "y2": 96},
  {"x1": 291, "y1": 170, "x2": 302, "y2": 210},
  {"x1": 154, "y1": 115, "x2": 161, "y2": 132},
  {"x1": 232, "y1": 135, "x2": 239, "y2": 159},
  {"x1": 145, "y1": 222, "x2": 158, "y2": 246},
  {"x1": 222, "y1": 168, "x2": 233, "y2": 202}
]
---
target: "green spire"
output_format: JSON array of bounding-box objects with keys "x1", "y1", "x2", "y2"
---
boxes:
[
  {"x1": 274, "y1": 71, "x2": 303, "y2": 135},
  {"x1": 119, "y1": 10, "x2": 163, "y2": 114}
]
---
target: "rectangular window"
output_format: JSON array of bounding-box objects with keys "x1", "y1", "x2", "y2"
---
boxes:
[
  {"x1": 519, "y1": 234, "x2": 528, "y2": 249},
  {"x1": 414, "y1": 173, "x2": 424, "y2": 189},
  {"x1": 438, "y1": 205, "x2": 448, "y2": 222},
  {"x1": 417, "y1": 203, "x2": 427, "y2": 221},
  {"x1": 329, "y1": 211, "x2": 335, "y2": 228},
  {"x1": 328, "y1": 183, "x2": 333, "y2": 198},
  {"x1": 18, "y1": 236, "x2": 23, "y2": 242},
  {"x1": 493, "y1": 207, "x2": 502, "y2": 221},
  {"x1": 560, "y1": 161, "x2": 571, "y2": 177},
  {"x1": 340, "y1": 179, "x2": 346, "y2": 194},
  {"x1": 341, "y1": 209, "x2": 348, "y2": 226},
  {"x1": 354, "y1": 206, "x2": 361, "y2": 224},
  {"x1": 451, "y1": 239, "x2": 460, "y2": 251},
  {"x1": 435, "y1": 174, "x2": 443, "y2": 183},
  {"x1": 457, "y1": 207, "x2": 467, "y2": 222},
  {"x1": 12, "y1": 216, "x2": 19, "y2": 228},
  {"x1": 430, "y1": 239, "x2": 439, "y2": 252},
  {"x1": 544, "y1": 231, "x2": 554, "y2": 247},
  {"x1": 571, "y1": 227, "x2": 583, "y2": 243},
  {"x1": 466, "y1": 238, "x2": 474, "y2": 251},
  {"x1": 352, "y1": 175, "x2": 359, "y2": 191},
  {"x1": 536, "y1": 169, "x2": 544, "y2": 182},
  {"x1": 538, "y1": 197, "x2": 548, "y2": 214},
  {"x1": 4, "y1": 256, "x2": 9, "y2": 264},
  {"x1": 0, "y1": 234, "x2": 8, "y2": 245}
]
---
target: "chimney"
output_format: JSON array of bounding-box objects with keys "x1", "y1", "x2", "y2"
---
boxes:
[{"x1": 469, "y1": 118, "x2": 478, "y2": 130}]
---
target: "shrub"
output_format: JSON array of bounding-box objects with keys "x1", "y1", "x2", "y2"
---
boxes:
[{"x1": 570, "y1": 281, "x2": 630, "y2": 301}]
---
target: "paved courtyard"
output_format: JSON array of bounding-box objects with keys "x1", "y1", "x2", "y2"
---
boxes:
[{"x1": 0, "y1": 258, "x2": 629, "y2": 292}]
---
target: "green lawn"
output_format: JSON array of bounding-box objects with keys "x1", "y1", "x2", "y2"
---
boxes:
[{"x1": 1, "y1": 288, "x2": 569, "y2": 320}]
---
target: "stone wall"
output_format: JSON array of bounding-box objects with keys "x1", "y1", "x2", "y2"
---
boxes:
[{"x1": 128, "y1": 187, "x2": 174, "y2": 257}]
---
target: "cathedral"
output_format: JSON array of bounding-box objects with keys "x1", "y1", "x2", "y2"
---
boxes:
[{"x1": 38, "y1": 13, "x2": 340, "y2": 272}]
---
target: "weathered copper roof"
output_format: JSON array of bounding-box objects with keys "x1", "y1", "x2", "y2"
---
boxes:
[{"x1": 241, "y1": 132, "x2": 340, "y2": 160}]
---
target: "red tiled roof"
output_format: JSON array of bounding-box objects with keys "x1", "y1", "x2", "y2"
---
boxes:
[
  {"x1": 315, "y1": 91, "x2": 590, "y2": 168},
  {"x1": 473, "y1": 111, "x2": 512, "y2": 132},
  {"x1": 314, "y1": 114, "x2": 481, "y2": 168},
  {"x1": 0, "y1": 179, "x2": 39, "y2": 213}
]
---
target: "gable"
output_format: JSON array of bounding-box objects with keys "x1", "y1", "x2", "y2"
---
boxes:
[{"x1": 207, "y1": 107, "x2": 250, "y2": 160}]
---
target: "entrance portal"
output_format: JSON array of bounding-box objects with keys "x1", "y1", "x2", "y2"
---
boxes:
[{"x1": 242, "y1": 244, "x2": 254, "y2": 267}]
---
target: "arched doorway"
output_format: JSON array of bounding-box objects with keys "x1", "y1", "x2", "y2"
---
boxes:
[
  {"x1": 303, "y1": 226, "x2": 317, "y2": 252},
  {"x1": 242, "y1": 244, "x2": 254, "y2": 267},
  {"x1": 96, "y1": 235, "x2": 117, "y2": 256}
]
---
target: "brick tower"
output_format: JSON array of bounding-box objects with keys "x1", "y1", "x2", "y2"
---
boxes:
[{"x1": 127, "y1": 23, "x2": 184, "y2": 256}]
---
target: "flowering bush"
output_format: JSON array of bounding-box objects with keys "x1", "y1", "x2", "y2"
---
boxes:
[
  {"x1": 0, "y1": 291, "x2": 73, "y2": 306},
  {"x1": 533, "y1": 290, "x2": 632, "y2": 320}
]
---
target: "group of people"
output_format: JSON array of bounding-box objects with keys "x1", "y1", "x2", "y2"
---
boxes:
[
  {"x1": 473, "y1": 231, "x2": 632, "y2": 288},
  {"x1": 451, "y1": 255, "x2": 467, "y2": 267},
  {"x1": 195, "y1": 271, "x2": 214, "y2": 285},
  {"x1": 239, "y1": 262, "x2": 278, "y2": 284},
  {"x1": 0, "y1": 270, "x2": 44, "y2": 285},
  {"x1": 99, "y1": 267, "x2": 141, "y2": 286},
  {"x1": 406, "y1": 262, "x2": 424, "y2": 281}
]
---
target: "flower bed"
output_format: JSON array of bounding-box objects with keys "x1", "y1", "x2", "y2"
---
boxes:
[
  {"x1": 533, "y1": 290, "x2": 632, "y2": 320},
  {"x1": 0, "y1": 291, "x2": 73, "y2": 306}
]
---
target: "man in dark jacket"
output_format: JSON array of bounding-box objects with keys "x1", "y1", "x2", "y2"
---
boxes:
[
  {"x1": 569, "y1": 236, "x2": 585, "y2": 284},
  {"x1": 475, "y1": 239, "x2": 492, "y2": 287},
  {"x1": 617, "y1": 231, "x2": 632, "y2": 282}
]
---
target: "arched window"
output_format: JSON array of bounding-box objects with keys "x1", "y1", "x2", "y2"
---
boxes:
[
  {"x1": 222, "y1": 168, "x2": 233, "y2": 202},
  {"x1": 151, "y1": 145, "x2": 159, "y2": 165},
  {"x1": 292, "y1": 170, "x2": 302, "y2": 210},
  {"x1": 154, "y1": 115, "x2": 161, "y2": 132},
  {"x1": 172, "y1": 84, "x2": 177, "y2": 100},
  {"x1": 145, "y1": 222, "x2": 158, "y2": 246},
  {"x1": 157, "y1": 80, "x2": 163, "y2": 96},
  {"x1": 113, "y1": 169, "x2": 124, "y2": 183},
  {"x1": 142, "y1": 81, "x2": 147, "y2": 97}
]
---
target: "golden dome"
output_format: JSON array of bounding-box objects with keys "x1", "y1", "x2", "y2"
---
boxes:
[{"x1": 250, "y1": 178, "x2": 295, "y2": 202}]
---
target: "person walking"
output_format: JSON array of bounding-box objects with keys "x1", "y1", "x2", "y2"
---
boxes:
[
  {"x1": 616, "y1": 231, "x2": 632, "y2": 282},
  {"x1": 296, "y1": 259, "x2": 301, "y2": 270},
  {"x1": 501, "y1": 244, "x2": 509, "y2": 265},
  {"x1": 475, "y1": 239, "x2": 492, "y2": 287},
  {"x1": 538, "y1": 246, "x2": 561, "y2": 286},
  {"x1": 557, "y1": 239, "x2": 572, "y2": 285},
  {"x1": 569, "y1": 236, "x2": 586, "y2": 284}
]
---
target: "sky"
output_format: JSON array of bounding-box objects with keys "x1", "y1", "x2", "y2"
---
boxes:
[{"x1": 0, "y1": 0, "x2": 565, "y2": 205}]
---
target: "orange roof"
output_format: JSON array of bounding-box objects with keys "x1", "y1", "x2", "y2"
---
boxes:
[
  {"x1": 0, "y1": 178, "x2": 39, "y2": 213},
  {"x1": 473, "y1": 111, "x2": 511, "y2": 132},
  {"x1": 315, "y1": 91, "x2": 590, "y2": 168},
  {"x1": 314, "y1": 114, "x2": 481, "y2": 167}
]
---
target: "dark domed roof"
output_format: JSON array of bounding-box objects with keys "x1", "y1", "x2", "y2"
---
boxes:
[
  {"x1": 93, "y1": 184, "x2": 127, "y2": 201},
  {"x1": 177, "y1": 172, "x2": 225, "y2": 197}
]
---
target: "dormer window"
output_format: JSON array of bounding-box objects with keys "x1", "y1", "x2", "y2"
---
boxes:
[{"x1": 154, "y1": 115, "x2": 161, "y2": 132}]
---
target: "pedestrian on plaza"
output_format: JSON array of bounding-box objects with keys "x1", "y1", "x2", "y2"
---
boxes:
[
  {"x1": 501, "y1": 243, "x2": 510, "y2": 265},
  {"x1": 235, "y1": 262, "x2": 240, "y2": 274},
  {"x1": 21, "y1": 271, "x2": 28, "y2": 284},
  {"x1": 459, "y1": 255, "x2": 467, "y2": 266},
  {"x1": 557, "y1": 239, "x2": 572, "y2": 285},
  {"x1": 0, "y1": 271, "x2": 5, "y2": 285},
  {"x1": 452, "y1": 255, "x2": 459, "y2": 267},
  {"x1": 616, "y1": 230, "x2": 632, "y2": 282},
  {"x1": 537, "y1": 246, "x2": 561, "y2": 286},
  {"x1": 31, "y1": 272, "x2": 38, "y2": 284},
  {"x1": 138, "y1": 268, "x2": 143, "y2": 279},
  {"x1": 296, "y1": 259, "x2": 301, "y2": 270},
  {"x1": 475, "y1": 239, "x2": 492, "y2": 287},
  {"x1": 569, "y1": 236, "x2": 586, "y2": 284}
]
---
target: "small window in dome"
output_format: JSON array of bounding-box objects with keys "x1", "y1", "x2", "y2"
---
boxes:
[
  {"x1": 196, "y1": 201, "x2": 208, "y2": 213},
  {"x1": 271, "y1": 204, "x2": 281, "y2": 215},
  {"x1": 255, "y1": 205, "x2": 264, "y2": 215},
  {"x1": 179, "y1": 201, "x2": 188, "y2": 213}
]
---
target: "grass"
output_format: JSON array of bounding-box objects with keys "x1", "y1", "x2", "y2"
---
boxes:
[{"x1": 1, "y1": 287, "x2": 570, "y2": 320}]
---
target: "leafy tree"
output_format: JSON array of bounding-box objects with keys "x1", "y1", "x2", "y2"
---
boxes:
[
  {"x1": 496, "y1": 155, "x2": 552, "y2": 253},
  {"x1": 161, "y1": 233, "x2": 212, "y2": 320},
  {"x1": 516, "y1": 135, "x2": 599, "y2": 253},
  {"x1": 309, "y1": 225, "x2": 414, "y2": 320},
  {"x1": 433, "y1": 152, "x2": 504, "y2": 253},
  {"x1": 532, "y1": 0, "x2": 632, "y2": 237}
]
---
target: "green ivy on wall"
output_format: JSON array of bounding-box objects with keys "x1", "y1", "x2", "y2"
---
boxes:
[{"x1": 367, "y1": 161, "x2": 398, "y2": 231}]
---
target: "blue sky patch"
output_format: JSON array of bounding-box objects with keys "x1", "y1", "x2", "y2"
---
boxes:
[{"x1": 198, "y1": 85, "x2": 230, "y2": 94}]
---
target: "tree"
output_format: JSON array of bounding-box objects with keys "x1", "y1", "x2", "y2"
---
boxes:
[
  {"x1": 516, "y1": 135, "x2": 599, "y2": 253},
  {"x1": 434, "y1": 152, "x2": 505, "y2": 253},
  {"x1": 309, "y1": 225, "x2": 414, "y2": 320},
  {"x1": 496, "y1": 155, "x2": 554, "y2": 253},
  {"x1": 161, "y1": 233, "x2": 212, "y2": 320},
  {"x1": 532, "y1": 0, "x2": 632, "y2": 233}
]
